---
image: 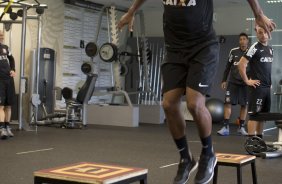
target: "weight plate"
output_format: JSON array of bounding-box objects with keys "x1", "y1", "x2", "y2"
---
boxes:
[
  {"x1": 244, "y1": 136, "x2": 267, "y2": 155},
  {"x1": 99, "y1": 42, "x2": 118, "y2": 63},
  {"x1": 85, "y1": 42, "x2": 98, "y2": 57}
]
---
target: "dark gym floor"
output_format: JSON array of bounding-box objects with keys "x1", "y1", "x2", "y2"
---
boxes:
[{"x1": 0, "y1": 122, "x2": 281, "y2": 184}]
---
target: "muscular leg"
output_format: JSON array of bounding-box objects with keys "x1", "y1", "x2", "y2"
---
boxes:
[
  {"x1": 248, "y1": 120, "x2": 258, "y2": 135},
  {"x1": 3, "y1": 106, "x2": 11, "y2": 128},
  {"x1": 163, "y1": 88, "x2": 193, "y2": 164},
  {"x1": 222, "y1": 103, "x2": 231, "y2": 128},
  {"x1": 3, "y1": 105, "x2": 14, "y2": 137},
  {"x1": 256, "y1": 121, "x2": 264, "y2": 135},
  {"x1": 0, "y1": 106, "x2": 5, "y2": 122},
  {"x1": 224, "y1": 104, "x2": 231, "y2": 119},
  {"x1": 189, "y1": 87, "x2": 216, "y2": 184},
  {"x1": 238, "y1": 105, "x2": 248, "y2": 130},
  {"x1": 162, "y1": 88, "x2": 186, "y2": 139},
  {"x1": 4, "y1": 106, "x2": 11, "y2": 122},
  {"x1": 248, "y1": 120, "x2": 264, "y2": 139},
  {"x1": 0, "y1": 105, "x2": 7, "y2": 139},
  {"x1": 186, "y1": 88, "x2": 211, "y2": 139},
  {"x1": 239, "y1": 105, "x2": 248, "y2": 120},
  {"x1": 217, "y1": 103, "x2": 231, "y2": 135}
]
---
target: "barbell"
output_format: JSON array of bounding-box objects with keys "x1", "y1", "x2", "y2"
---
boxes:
[{"x1": 84, "y1": 42, "x2": 152, "y2": 64}]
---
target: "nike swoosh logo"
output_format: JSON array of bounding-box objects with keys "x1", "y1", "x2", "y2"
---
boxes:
[
  {"x1": 208, "y1": 158, "x2": 217, "y2": 173},
  {"x1": 179, "y1": 148, "x2": 185, "y2": 152},
  {"x1": 209, "y1": 166, "x2": 213, "y2": 173},
  {"x1": 199, "y1": 83, "x2": 209, "y2": 87}
]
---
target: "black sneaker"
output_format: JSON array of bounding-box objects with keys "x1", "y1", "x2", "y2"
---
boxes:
[
  {"x1": 173, "y1": 158, "x2": 198, "y2": 184},
  {"x1": 194, "y1": 154, "x2": 217, "y2": 184}
]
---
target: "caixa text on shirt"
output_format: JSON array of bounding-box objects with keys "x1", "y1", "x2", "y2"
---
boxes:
[
  {"x1": 260, "y1": 57, "x2": 273, "y2": 63},
  {"x1": 0, "y1": 55, "x2": 8, "y2": 60},
  {"x1": 163, "y1": 0, "x2": 196, "y2": 6}
]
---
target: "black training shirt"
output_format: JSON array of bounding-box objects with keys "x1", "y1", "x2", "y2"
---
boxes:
[
  {"x1": 0, "y1": 43, "x2": 15, "y2": 80},
  {"x1": 163, "y1": 0, "x2": 217, "y2": 50},
  {"x1": 222, "y1": 47, "x2": 248, "y2": 85},
  {"x1": 244, "y1": 42, "x2": 273, "y2": 88}
]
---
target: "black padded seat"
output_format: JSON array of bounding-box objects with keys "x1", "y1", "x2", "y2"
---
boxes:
[{"x1": 275, "y1": 120, "x2": 282, "y2": 128}]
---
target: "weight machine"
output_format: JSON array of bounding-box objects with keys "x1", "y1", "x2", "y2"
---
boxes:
[
  {"x1": 30, "y1": 43, "x2": 98, "y2": 129},
  {"x1": 63, "y1": 1, "x2": 164, "y2": 126}
]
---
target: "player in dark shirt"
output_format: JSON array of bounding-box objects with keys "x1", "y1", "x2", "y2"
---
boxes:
[
  {"x1": 0, "y1": 31, "x2": 16, "y2": 139},
  {"x1": 238, "y1": 25, "x2": 273, "y2": 139},
  {"x1": 217, "y1": 33, "x2": 249, "y2": 136},
  {"x1": 118, "y1": 0, "x2": 275, "y2": 184}
]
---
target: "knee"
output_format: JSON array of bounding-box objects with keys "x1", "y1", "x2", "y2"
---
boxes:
[
  {"x1": 241, "y1": 105, "x2": 247, "y2": 109},
  {"x1": 162, "y1": 99, "x2": 179, "y2": 114},
  {"x1": 187, "y1": 101, "x2": 203, "y2": 115},
  {"x1": 4, "y1": 106, "x2": 11, "y2": 111}
]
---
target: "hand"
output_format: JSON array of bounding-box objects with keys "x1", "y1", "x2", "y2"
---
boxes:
[
  {"x1": 246, "y1": 79, "x2": 260, "y2": 88},
  {"x1": 10, "y1": 70, "x2": 16, "y2": 77},
  {"x1": 255, "y1": 14, "x2": 276, "y2": 38},
  {"x1": 117, "y1": 12, "x2": 135, "y2": 32},
  {"x1": 221, "y1": 82, "x2": 227, "y2": 90}
]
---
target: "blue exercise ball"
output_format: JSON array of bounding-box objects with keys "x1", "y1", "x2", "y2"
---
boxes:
[{"x1": 205, "y1": 98, "x2": 224, "y2": 123}]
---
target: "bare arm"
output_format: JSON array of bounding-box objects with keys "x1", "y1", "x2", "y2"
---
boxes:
[
  {"x1": 128, "y1": 0, "x2": 146, "y2": 15},
  {"x1": 238, "y1": 57, "x2": 249, "y2": 84},
  {"x1": 247, "y1": 0, "x2": 263, "y2": 18},
  {"x1": 221, "y1": 62, "x2": 232, "y2": 90},
  {"x1": 238, "y1": 56, "x2": 260, "y2": 88},
  {"x1": 247, "y1": 0, "x2": 276, "y2": 37},
  {"x1": 117, "y1": 0, "x2": 147, "y2": 31}
]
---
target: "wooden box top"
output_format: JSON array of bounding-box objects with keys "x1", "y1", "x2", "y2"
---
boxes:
[
  {"x1": 34, "y1": 162, "x2": 148, "y2": 184},
  {"x1": 216, "y1": 153, "x2": 256, "y2": 164}
]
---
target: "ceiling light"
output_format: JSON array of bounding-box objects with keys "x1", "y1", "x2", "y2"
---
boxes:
[
  {"x1": 266, "y1": 0, "x2": 282, "y2": 3},
  {"x1": 246, "y1": 18, "x2": 255, "y2": 21}
]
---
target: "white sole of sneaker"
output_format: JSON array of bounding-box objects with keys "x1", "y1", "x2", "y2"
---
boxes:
[{"x1": 217, "y1": 133, "x2": 229, "y2": 136}]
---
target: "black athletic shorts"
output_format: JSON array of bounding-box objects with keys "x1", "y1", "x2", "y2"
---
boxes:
[
  {"x1": 224, "y1": 82, "x2": 248, "y2": 106},
  {"x1": 161, "y1": 42, "x2": 219, "y2": 96},
  {"x1": 0, "y1": 78, "x2": 16, "y2": 106},
  {"x1": 248, "y1": 87, "x2": 271, "y2": 114}
]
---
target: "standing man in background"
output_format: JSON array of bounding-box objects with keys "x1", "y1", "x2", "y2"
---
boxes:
[
  {"x1": 0, "y1": 30, "x2": 15, "y2": 139},
  {"x1": 217, "y1": 33, "x2": 249, "y2": 136},
  {"x1": 238, "y1": 25, "x2": 273, "y2": 140},
  {"x1": 118, "y1": 0, "x2": 275, "y2": 183}
]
